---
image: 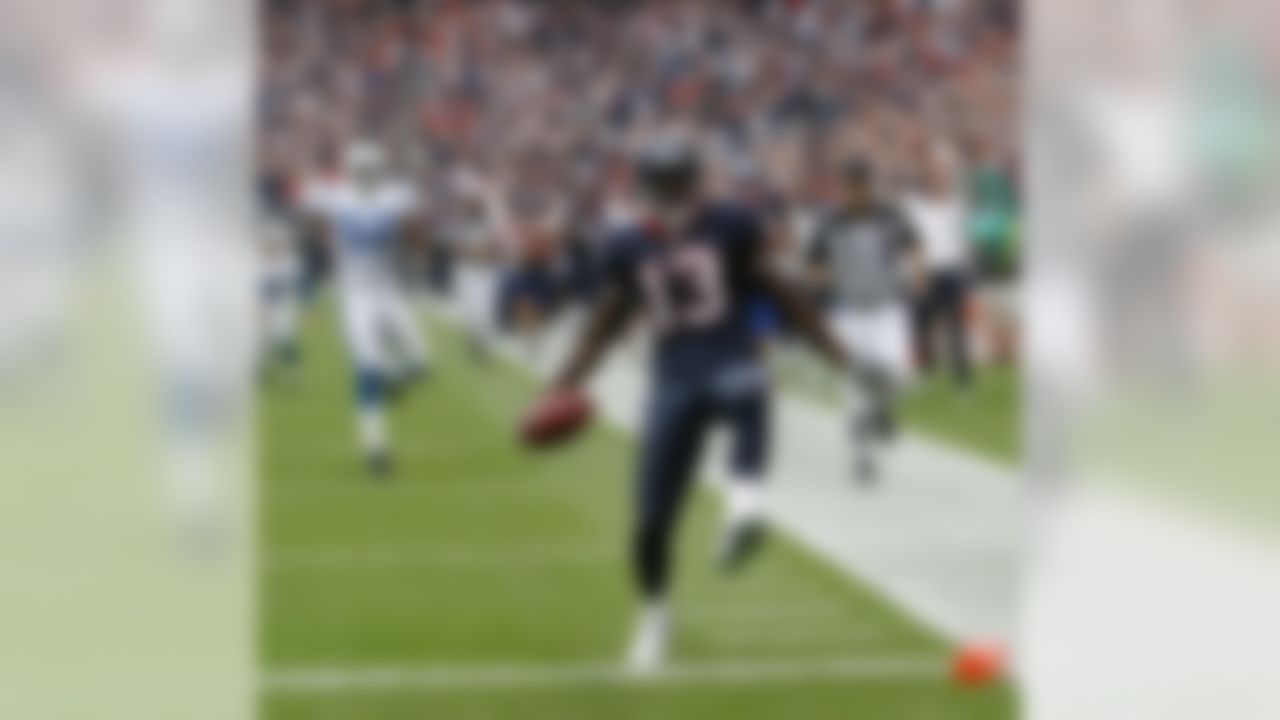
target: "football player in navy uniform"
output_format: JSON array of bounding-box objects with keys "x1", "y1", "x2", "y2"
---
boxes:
[{"x1": 544, "y1": 135, "x2": 852, "y2": 672}]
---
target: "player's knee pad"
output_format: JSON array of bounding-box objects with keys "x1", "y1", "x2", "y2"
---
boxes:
[{"x1": 354, "y1": 367, "x2": 384, "y2": 408}]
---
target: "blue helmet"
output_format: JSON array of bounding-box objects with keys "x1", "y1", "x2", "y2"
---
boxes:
[{"x1": 635, "y1": 133, "x2": 701, "y2": 205}]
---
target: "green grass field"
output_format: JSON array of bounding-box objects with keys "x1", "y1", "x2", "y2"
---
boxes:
[
  {"x1": 900, "y1": 365, "x2": 1020, "y2": 464},
  {"x1": 261, "y1": 305, "x2": 1017, "y2": 719}
]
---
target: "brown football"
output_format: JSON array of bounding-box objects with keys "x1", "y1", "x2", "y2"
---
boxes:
[{"x1": 519, "y1": 388, "x2": 594, "y2": 448}]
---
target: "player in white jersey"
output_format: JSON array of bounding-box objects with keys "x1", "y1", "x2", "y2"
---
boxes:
[
  {"x1": 305, "y1": 141, "x2": 430, "y2": 478},
  {"x1": 447, "y1": 168, "x2": 504, "y2": 361}
]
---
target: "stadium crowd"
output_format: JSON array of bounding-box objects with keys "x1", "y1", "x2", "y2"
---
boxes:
[{"x1": 259, "y1": 0, "x2": 1020, "y2": 374}]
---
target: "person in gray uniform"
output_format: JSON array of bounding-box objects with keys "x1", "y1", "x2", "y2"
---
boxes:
[{"x1": 808, "y1": 158, "x2": 924, "y2": 484}]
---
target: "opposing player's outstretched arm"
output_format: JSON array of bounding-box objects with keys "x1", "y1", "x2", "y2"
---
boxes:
[
  {"x1": 755, "y1": 261, "x2": 852, "y2": 371},
  {"x1": 552, "y1": 285, "x2": 635, "y2": 390}
]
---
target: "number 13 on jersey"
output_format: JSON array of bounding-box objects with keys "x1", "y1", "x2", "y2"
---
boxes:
[{"x1": 638, "y1": 242, "x2": 729, "y2": 333}]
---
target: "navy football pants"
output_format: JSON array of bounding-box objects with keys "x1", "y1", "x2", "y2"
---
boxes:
[{"x1": 632, "y1": 365, "x2": 770, "y2": 598}]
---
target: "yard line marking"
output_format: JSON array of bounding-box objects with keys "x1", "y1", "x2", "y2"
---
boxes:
[
  {"x1": 264, "y1": 655, "x2": 948, "y2": 693},
  {"x1": 267, "y1": 546, "x2": 618, "y2": 570},
  {"x1": 677, "y1": 601, "x2": 850, "y2": 622},
  {"x1": 694, "y1": 624, "x2": 888, "y2": 646},
  {"x1": 266, "y1": 481, "x2": 571, "y2": 497}
]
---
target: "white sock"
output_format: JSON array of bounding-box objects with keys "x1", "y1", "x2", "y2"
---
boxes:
[
  {"x1": 641, "y1": 598, "x2": 669, "y2": 627},
  {"x1": 727, "y1": 476, "x2": 764, "y2": 526},
  {"x1": 357, "y1": 406, "x2": 387, "y2": 456},
  {"x1": 627, "y1": 597, "x2": 670, "y2": 672}
]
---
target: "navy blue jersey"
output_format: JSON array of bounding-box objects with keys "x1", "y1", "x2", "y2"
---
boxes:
[
  {"x1": 500, "y1": 264, "x2": 560, "y2": 328},
  {"x1": 601, "y1": 202, "x2": 766, "y2": 381}
]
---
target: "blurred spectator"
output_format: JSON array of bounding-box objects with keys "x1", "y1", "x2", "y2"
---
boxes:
[{"x1": 904, "y1": 141, "x2": 975, "y2": 388}]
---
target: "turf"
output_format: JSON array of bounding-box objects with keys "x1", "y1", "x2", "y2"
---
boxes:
[
  {"x1": 777, "y1": 350, "x2": 1021, "y2": 464},
  {"x1": 260, "y1": 303, "x2": 1017, "y2": 718},
  {"x1": 899, "y1": 365, "x2": 1021, "y2": 464}
]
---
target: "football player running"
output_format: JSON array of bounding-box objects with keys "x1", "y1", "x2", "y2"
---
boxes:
[
  {"x1": 808, "y1": 158, "x2": 924, "y2": 485},
  {"x1": 541, "y1": 135, "x2": 852, "y2": 673},
  {"x1": 448, "y1": 167, "x2": 507, "y2": 362},
  {"x1": 304, "y1": 140, "x2": 431, "y2": 478}
]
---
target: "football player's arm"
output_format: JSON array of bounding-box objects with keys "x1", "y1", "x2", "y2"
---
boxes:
[
  {"x1": 755, "y1": 253, "x2": 852, "y2": 372},
  {"x1": 737, "y1": 208, "x2": 848, "y2": 369},
  {"x1": 551, "y1": 283, "x2": 634, "y2": 390}
]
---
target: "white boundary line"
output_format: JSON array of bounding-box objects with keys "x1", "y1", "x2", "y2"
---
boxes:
[
  {"x1": 421, "y1": 306, "x2": 1021, "y2": 644},
  {"x1": 265, "y1": 655, "x2": 947, "y2": 693},
  {"x1": 266, "y1": 546, "x2": 616, "y2": 570}
]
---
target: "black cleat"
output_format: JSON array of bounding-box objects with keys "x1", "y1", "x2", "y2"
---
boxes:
[
  {"x1": 717, "y1": 519, "x2": 768, "y2": 573},
  {"x1": 367, "y1": 451, "x2": 394, "y2": 480}
]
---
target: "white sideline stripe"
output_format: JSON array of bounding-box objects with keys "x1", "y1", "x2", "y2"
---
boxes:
[
  {"x1": 265, "y1": 655, "x2": 947, "y2": 693},
  {"x1": 426, "y1": 306, "x2": 1022, "y2": 644}
]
